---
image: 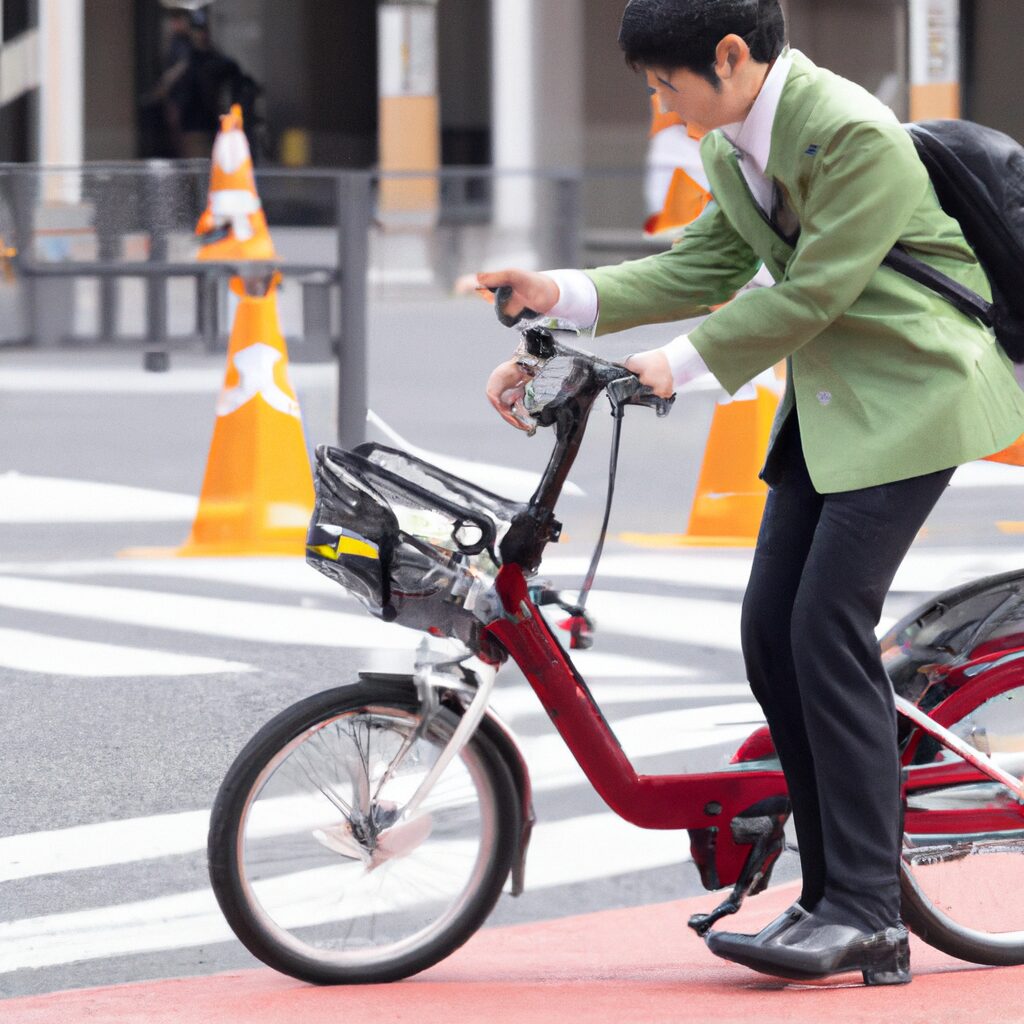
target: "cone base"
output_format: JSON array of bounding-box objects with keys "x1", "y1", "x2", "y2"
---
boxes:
[
  {"x1": 120, "y1": 535, "x2": 307, "y2": 559},
  {"x1": 673, "y1": 535, "x2": 758, "y2": 548},
  {"x1": 177, "y1": 538, "x2": 306, "y2": 557},
  {"x1": 619, "y1": 531, "x2": 757, "y2": 549}
]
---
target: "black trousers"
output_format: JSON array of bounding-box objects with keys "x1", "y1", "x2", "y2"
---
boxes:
[{"x1": 741, "y1": 415, "x2": 954, "y2": 931}]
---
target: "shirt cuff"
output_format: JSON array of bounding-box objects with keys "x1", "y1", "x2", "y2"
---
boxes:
[
  {"x1": 660, "y1": 334, "x2": 710, "y2": 387},
  {"x1": 544, "y1": 269, "x2": 599, "y2": 328}
]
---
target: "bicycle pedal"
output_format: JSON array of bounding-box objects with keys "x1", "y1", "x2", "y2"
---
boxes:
[{"x1": 687, "y1": 912, "x2": 714, "y2": 936}]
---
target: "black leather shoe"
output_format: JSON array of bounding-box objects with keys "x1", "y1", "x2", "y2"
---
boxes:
[
  {"x1": 704, "y1": 902, "x2": 809, "y2": 951},
  {"x1": 706, "y1": 913, "x2": 911, "y2": 985}
]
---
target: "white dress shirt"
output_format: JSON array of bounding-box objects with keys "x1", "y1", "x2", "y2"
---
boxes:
[{"x1": 546, "y1": 51, "x2": 795, "y2": 388}]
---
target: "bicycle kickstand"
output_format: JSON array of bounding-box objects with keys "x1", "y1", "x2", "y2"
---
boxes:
[{"x1": 687, "y1": 797, "x2": 791, "y2": 937}]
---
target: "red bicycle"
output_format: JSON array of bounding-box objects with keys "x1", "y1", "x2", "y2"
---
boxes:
[{"x1": 208, "y1": 327, "x2": 1024, "y2": 984}]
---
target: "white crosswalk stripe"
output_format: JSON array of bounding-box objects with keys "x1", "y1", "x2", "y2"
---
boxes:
[
  {"x1": 0, "y1": 810, "x2": 700, "y2": 974},
  {"x1": 0, "y1": 627, "x2": 253, "y2": 677},
  {"x1": 1, "y1": 534, "x2": 1005, "y2": 982},
  {"x1": 0, "y1": 549, "x2": 766, "y2": 977},
  {"x1": 0, "y1": 697, "x2": 762, "y2": 886}
]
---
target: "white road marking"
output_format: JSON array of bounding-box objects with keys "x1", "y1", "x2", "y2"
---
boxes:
[
  {"x1": 0, "y1": 700, "x2": 762, "y2": 886},
  {"x1": 0, "y1": 577, "x2": 746, "y2": 653},
  {"x1": 543, "y1": 649, "x2": 698, "y2": 680},
  {"x1": 367, "y1": 410, "x2": 585, "y2": 500},
  {"x1": 584, "y1": 590, "x2": 742, "y2": 650},
  {"x1": 543, "y1": 552, "x2": 755, "y2": 591},
  {"x1": 950, "y1": 461, "x2": 1024, "y2": 488},
  {"x1": 489, "y1": 680, "x2": 754, "y2": 722},
  {"x1": 0, "y1": 576, "x2": 423, "y2": 650},
  {"x1": 545, "y1": 547, "x2": 1024, "y2": 597},
  {"x1": 0, "y1": 810, "x2": 697, "y2": 974},
  {"x1": 0, "y1": 557, "x2": 345, "y2": 594},
  {"x1": 0, "y1": 628, "x2": 252, "y2": 678},
  {"x1": 4, "y1": 546, "x2": 1018, "y2": 601},
  {"x1": 0, "y1": 363, "x2": 333, "y2": 394},
  {"x1": 0, "y1": 473, "x2": 197, "y2": 524}
]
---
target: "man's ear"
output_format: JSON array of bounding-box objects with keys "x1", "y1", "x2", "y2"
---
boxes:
[{"x1": 714, "y1": 34, "x2": 750, "y2": 80}]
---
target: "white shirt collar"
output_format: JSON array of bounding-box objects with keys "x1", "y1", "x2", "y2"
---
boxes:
[{"x1": 721, "y1": 49, "x2": 795, "y2": 177}]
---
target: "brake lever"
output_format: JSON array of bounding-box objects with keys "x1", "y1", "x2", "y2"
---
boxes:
[{"x1": 605, "y1": 375, "x2": 676, "y2": 417}]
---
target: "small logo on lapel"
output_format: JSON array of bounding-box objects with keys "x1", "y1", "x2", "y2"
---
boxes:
[
  {"x1": 805, "y1": 144, "x2": 821, "y2": 156},
  {"x1": 817, "y1": 390, "x2": 832, "y2": 406}
]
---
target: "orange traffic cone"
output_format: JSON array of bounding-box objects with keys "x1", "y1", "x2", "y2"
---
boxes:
[
  {"x1": 195, "y1": 104, "x2": 276, "y2": 263},
  {"x1": 985, "y1": 433, "x2": 1024, "y2": 467},
  {"x1": 175, "y1": 275, "x2": 314, "y2": 556},
  {"x1": 677, "y1": 384, "x2": 779, "y2": 546}
]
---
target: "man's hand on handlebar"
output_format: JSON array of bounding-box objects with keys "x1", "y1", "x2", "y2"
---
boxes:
[
  {"x1": 623, "y1": 349, "x2": 675, "y2": 399},
  {"x1": 477, "y1": 269, "x2": 559, "y2": 325}
]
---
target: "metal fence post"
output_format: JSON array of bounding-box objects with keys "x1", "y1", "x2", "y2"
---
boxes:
[
  {"x1": 553, "y1": 173, "x2": 584, "y2": 270},
  {"x1": 198, "y1": 270, "x2": 219, "y2": 351},
  {"x1": 95, "y1": 174, "x2": 120, "y2": 343},
  {"x1": 143, "y1": 162, "x2": 171, "y2": 347},
  {"x1": 9, "y1": 170, "x2": 38, "y2": 345},
  {"x1": 336, "y1": 171, "x2": 373, "y2": 450}
]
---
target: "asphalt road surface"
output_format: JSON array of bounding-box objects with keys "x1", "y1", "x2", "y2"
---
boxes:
[{"x1": 2, "y1": 294, "x2": 1024, "y2": 999}]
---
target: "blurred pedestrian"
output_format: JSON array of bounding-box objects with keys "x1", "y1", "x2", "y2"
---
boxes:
[
  {"x1": 176, "y1": 11, "x2": 265, "y2": 160},
  {"x1": 177, "y1": 10, "x2": 238, "y2": 157},
  {"x1": 139, "y1": 7, "x2": 194, "y2": 158}
]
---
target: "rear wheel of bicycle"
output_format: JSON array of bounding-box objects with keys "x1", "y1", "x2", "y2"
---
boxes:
[
  {"x1": 208, "y1": 679, "x2": 520, "y2": 984},
  {"x1": 899, "y1": 674, "x2": 1024, "y2": 965}
]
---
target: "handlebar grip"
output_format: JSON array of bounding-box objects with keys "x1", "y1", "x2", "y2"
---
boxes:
[
  {"x1": 606, "y1": 374, "x2": 675, "y2": 417},
  {"x1": 630, "y1": 387, "x2": 676, "y2": 417},
  {"x1": 494, "y1": 285, "x2": 541, "y2": 328}
]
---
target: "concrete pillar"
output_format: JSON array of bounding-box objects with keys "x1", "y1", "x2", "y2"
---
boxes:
[
  {"x1": 38, "y1": 0, "x2": 84, "y2": 167},
  {"x1": 378, "y1": 0, "x2": 441, "y2": 227},
  {"x1": 491, "y1": 0, "x2": 536, "y2": 235},
  {"x1": 490, "y1": 0, "x2": 583, "y2": 262},
  {"x1": 909, "y1": 0, "x2": 961, "y2": 120}
]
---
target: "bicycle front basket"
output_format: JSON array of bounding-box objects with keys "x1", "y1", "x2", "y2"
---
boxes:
[{"x1": 307, "y1": 444, "x2": 528, "y2": 649}]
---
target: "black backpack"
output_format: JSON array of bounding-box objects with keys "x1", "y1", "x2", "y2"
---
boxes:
[{"x1": 882, "y1": 119, "x2": 1024, "y2": 363}]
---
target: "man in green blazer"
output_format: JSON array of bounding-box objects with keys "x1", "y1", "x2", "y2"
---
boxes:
[{"x1": 480, "y1": 0, "x2": 1024, "y2": 987}]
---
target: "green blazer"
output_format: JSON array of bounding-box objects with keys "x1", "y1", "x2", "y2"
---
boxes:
[{"x1": 587, "y1": 50, "x2": 1024, "y2": 492}]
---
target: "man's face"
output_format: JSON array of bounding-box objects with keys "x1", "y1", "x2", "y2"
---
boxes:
[{"x1": 647, "y1": 66, "x2": 737, "y2": 130}]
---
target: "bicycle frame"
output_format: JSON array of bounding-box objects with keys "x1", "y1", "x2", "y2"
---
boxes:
[{"x1": 482, "y1": 562, "x2": 787, "y2": 890}]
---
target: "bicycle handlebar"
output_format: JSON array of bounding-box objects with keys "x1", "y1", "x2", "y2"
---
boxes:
[
  {"x1": 512, "y1": 327, "x2": 676, "y2": 425},
  {"x1": 486, "y1": 285, "x2": 675, "y2": 419},
  {"x1": 496, "y1": 326, "x2": 675, "y2": 573}
]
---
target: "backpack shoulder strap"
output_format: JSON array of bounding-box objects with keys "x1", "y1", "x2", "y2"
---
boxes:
[{"x1": 882, "y1": 245, "x2": 994, "y2": 329}]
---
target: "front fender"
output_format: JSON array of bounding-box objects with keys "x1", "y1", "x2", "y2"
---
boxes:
[{"x1": 358, "y1": 672, "x2": 535, "y2": 897}]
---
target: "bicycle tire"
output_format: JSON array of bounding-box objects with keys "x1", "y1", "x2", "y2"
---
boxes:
[
  {"x1": 208, "y1": 679, "x2": 520, "y2": 984},
  {"x1": 899, "y1": 673, "x2": 1024, "y2": 965}
]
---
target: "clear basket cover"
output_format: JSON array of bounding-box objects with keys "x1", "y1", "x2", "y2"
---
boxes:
[{"x1": 306, "y1": 444, "x2": 527, "y2": 650}]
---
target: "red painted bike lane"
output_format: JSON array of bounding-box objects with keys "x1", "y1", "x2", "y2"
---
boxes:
[{"x1": 5, "y1": 885, "x2": 1022, "y2": 1024}]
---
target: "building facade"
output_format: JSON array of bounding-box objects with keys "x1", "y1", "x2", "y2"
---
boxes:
[{"x1": 2, "y1": 1, "x2": 1022, "y2": 222}]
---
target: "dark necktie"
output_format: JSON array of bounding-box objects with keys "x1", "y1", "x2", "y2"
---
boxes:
[{"x1": 772, "y1": 181, "x2": 799, "y2": 239}]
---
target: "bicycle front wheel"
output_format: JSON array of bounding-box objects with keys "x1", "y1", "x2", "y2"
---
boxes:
[
  {"x1": 208, "y1": 679, "x2": 519, "y2": 984},
  {"x1": 900, "y1": 674, "x2": 1024, "y2": 965}
]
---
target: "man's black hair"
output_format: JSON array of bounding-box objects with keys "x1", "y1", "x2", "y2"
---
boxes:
[{"x1": 619, "y1": 0, "x2": 786, "y2": 86}]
